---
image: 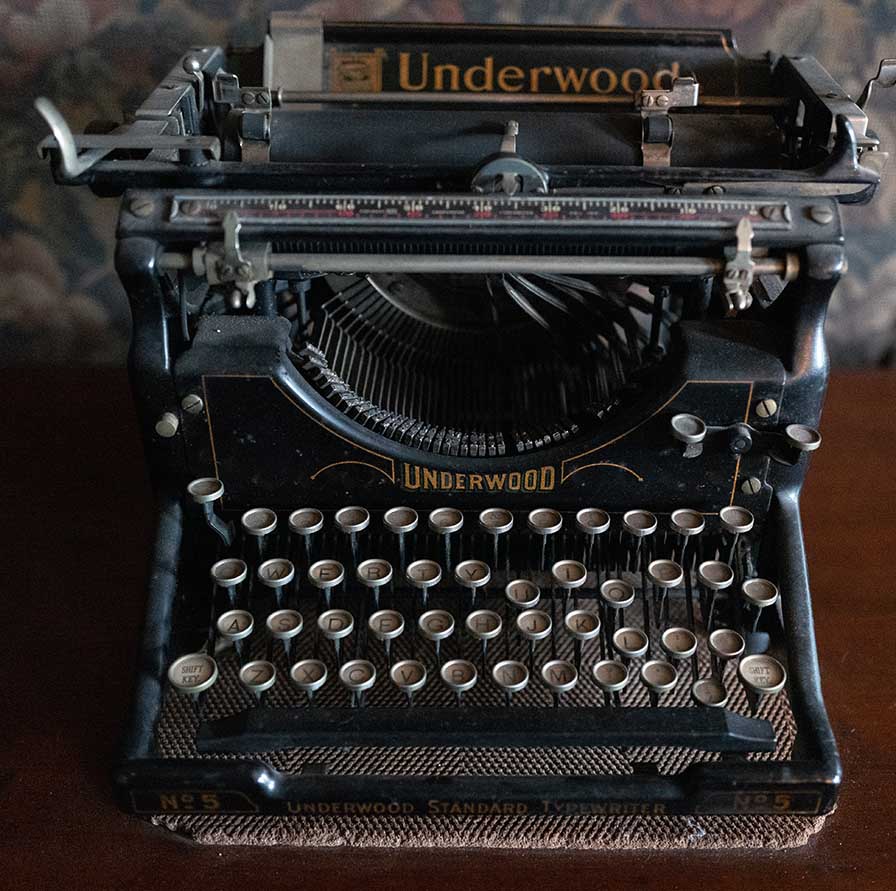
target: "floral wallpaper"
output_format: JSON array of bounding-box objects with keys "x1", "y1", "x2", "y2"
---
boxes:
[{"x1": 1, "y1": 0, "x2": 894, "y2": 365}]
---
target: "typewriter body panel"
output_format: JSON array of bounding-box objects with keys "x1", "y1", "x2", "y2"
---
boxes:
[{"x1": 40, "y1": 18, "x2": 891, "y2": 817}]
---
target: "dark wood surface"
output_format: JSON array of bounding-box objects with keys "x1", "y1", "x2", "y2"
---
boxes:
[{"x1": 3, "y1": 368, "x2": 894, "y2": 889}]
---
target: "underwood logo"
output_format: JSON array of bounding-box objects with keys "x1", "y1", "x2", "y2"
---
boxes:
[{"x1": 329, "y1": 48, "x2": 386, "y2": 92}]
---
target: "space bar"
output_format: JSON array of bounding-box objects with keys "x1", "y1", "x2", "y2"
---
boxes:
[{"x1": 198, "y1": 706, "x2": 776, "y2": 754}]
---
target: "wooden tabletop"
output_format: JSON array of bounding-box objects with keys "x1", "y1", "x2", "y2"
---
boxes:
[{"x1": 3, "y1": 368, "x2": 894, "y2": 889}]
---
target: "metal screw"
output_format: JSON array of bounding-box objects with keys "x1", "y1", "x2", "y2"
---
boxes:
[
  {"x1": 704, "y1": 185, "x2": 725, "y2": 195},
  {"x1": 181, "y1": 393, "x2": 204, "y2": 415},
  {"x1": 129, "y1": 197, "x2": 155, "y2": 217},
  {"x1": 256, "y1": 91, "x2": 269, "y2": 104},
  {"x1": 241, "y1": 91, "x2": 256, "y2": 104},
  {"x1": 219, "y1": 264, "x2": 234, "y2": 278},
  {"x1": 236, "y1": 261, "x2": 252, "y2": 278},
  {"x1": 741, "y1": 477, "x2": 762, "y2": 496},
  {"x1": 809, "y1": 205, "x2": 834, "y2": 225},
  {"x1": 754, "y1": 398, "x2": 778, "y2": 419},
  {"x1": 183, "y1": 55, "x2": 202, "y2": 73},
  {"x1": 180, "y1": 200, "x2": 199, "y2": 215},
  {"x1": 155, "y1": 412, "x2": 180, "y2": 438}
]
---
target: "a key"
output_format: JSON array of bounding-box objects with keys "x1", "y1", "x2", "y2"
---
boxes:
[
  {"x1": 454, "y1": 559, "x2": 491, "y2": 609},
  {"x1": 289, "y1": 658, "x2": 327, "y2": 704},
  {"x1": 187, "y1": 477, "x2": 233, "y2": 546},
  {"x1": 368, "y1": 608, "x2": 404, "y2": 664},
  {"x1": 418, "y1": 609, "x2": 455, "y2": 664},
  {"x1": 592, "y1": 659, "x2": 630, "y2": 706},
  {"x1": 575, "y1": 508, "x2": 610, "y2": 579},
  {"x1": 266, "y1": 608, "x2": 303, "y2": 663},
  {"x1": 691, "y1": 676, "x2": 729, "y2": 708},
  {"x1": 492, "y1": 659, "x2": 529, "y2": 706},
  {"x1": 334, "y1": 506, "x2": 370, "y2": 568},
  {"x1": 465, "y1": 609, "x2": 502, "y2": 668},
  {"x1": 317, "y1": 608, "x2": 354, "y2": 662},
  {"x1": 505, "y1": 578, "x2": 540, "y2": 610},
  {"x1": 541, "y1": 659, "x2": 578, "y2": 707},
  {"x1": 383, "y1": 506, "x2": 418, "y2": 572},
  {"x1": 612, "y1": 626, "x2": 649, "y2": 665},
  {"x1": 405, "y1": 558, "x2": 442, "y2": 608},
  {"x1": 516, "y1": 609, "x2": 552, "y2": 670},
  {"x1": 339, "y1": 659, "x2": 376, "y2": 707},
  {"x1": 216, "y1": 608, "x2": 253, "y2": 664},
  {"x1": 697, "y1": 560, "x2": 735, "y2": 630},
  {"x1": 288, "y1": 507, "x2": 324, "y2": 567},
  {"x1": 478, "y1": 508, "x2": 514, "y2": 570},
  {"x1": 708, "y1": 627, "x2": 745, "y2": 679},
  {"x1": 564, "y1": 609, "x2": 601, "y2": 668},
  {"x1": 257, "y1": 557, "x2": 295, "y2": 608},
  {"x1": 210, "y1": 557, "x2": 248, "y2": 607},
  {"x1": 167, "y1": 652, "x2": 218, "y2": 718},
  {"x1": 741, "y1": 577, "x2": 780, "y2": 632},
  {"x1": 390, "y1": 659, "x2": 427, "y2": 706},
  {"x1": 238, "y1": 659, "x2": 277, "y2": 705},
  {"x1": 737, "y1": 653, "x2": 787, "y2": 715},
  {"x1": 647, "y1": 558, "x2": 684, "y2": 627},
  {"x1": 440, "y1": 658, "x2": 478, "y2": 705},
  {"x1": 241, "y1": 508, "x2": 278, "y2": 561},
  {"x1": 527, "y1": 508, "x2": 563, "y2": 570},
  {"x1": 640, "y1": 659, "x2": 678, "y2": 706},
  {"x1": 428, "y1": 507, "x2": 464, "y2": 571},
  {"x1": 356, "y1": 558, "x2": 393, "y2": 610},
  {"x1": 307, "y1": 558, "x2": 345, "y2": 608}
]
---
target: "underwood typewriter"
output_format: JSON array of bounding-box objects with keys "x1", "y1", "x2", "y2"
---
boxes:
[{"x1": 39, "y1": 17, "x2": 893, "y2": 818}]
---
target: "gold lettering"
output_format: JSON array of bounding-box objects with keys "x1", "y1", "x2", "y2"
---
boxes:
[
  {"x1": 403, "y1": 463, "x2": 420, "y2": 489},
  {"x1": 439, "y1": 471, "x2": 453, "y2": 488},
  {"x1": 159, "y1": 793, "x2": 179, "y2": 811},
  {"x1": 469, "y1": 473, "x2": 483, "y2": 491},
  {"x1": 540, "y1": 465, "x2": 555, "y2": 490},
  {"x1": 434, "y1": 63, "x2": 461, "y2": 91},
  {"x1": 588, "y1": 67, "x2": 618, "y2": 94},
  {"x1": 398, "y1": 51, "x2": 428, "y2": 91},
  {"x1": 652, "y1": 61, "x2": 680, "y2": 90},
  {"x1": 484, "y1": 473, "x2": 506, "y2": 491},
  {"x1": 455, "y1": 472, "x2": 466, "y2": 490},
  {"x1": 423, "y1": 467, "x2": 438, "y2": 489},
  {"x1": 621, "y1": 67, "x2": 648, "y2": 94},
  {"x1": 529, "y1": 65, "x2": 552, "y2": 92},
  {"x1": 523, "y1": 468, "x2": 538, "y2": 491},
  {"x1": 497, "y1": 65, "x2": 524, "y2": 92},
  {"x1": 552, "y1": 66, "x2": 589, "y2": 93},
  {"x1": 463, "y1": 56, "x2": 493, "y2": 91}
]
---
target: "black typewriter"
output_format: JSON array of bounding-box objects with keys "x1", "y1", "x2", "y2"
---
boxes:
[{"x1": 38, "y1": 16, "x2": 893, "y2": 818}]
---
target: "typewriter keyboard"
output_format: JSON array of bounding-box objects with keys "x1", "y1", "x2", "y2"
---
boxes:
[{"x1": 160, "y1": 483, "x2": 796, "y2": 773}]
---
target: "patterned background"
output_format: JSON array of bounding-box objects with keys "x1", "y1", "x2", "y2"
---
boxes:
[{"x1": 1, "y1": 0, "x2": 894, "y2": 365}]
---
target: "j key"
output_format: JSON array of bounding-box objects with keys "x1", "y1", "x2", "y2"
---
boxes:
[
  {"x1": 266, "y1": 608, "x2": 303, "y2": 663},
  {"x1": 210, "y1": 557, "x2": 248, "y2": 607},
  {"x1": 492, "y1": 659, "x2": 529, "y2": 706},
  {"x1": 168, "y1": 652, "x2": 218, "y2": 718},
  {"x1": 738, "y1": 653, "x2": 788, "y2": 715},
  {"x1": 289, "y1": 658, "x2": 327, "y2": 703},
  {"x1": 356, "y1": 557, "x2": 393, "y2": 609},
  {"x1": 640, "y1": 659, "x2": 678, "y2": 707},
  {"x1": 541, "y1": 659, "x2": 578, "y2": 706},
  {"x1": 592, "y1": 659, "x2": 630, "y2": 706},
  {"x1": 405, "y1": 558, "x2": 442, "y2": 607},
  {"x1": 697, "y1": 560, "x2": 735, "y2": 629},
  {"x1": 575, "y1": 508, "x2": 610, "y2": 577},
  {"x1": 428, "y1": 507, "x2": 464, "y2": 570},
  {"x1": 741, "y1": 577, "x2": 780, "y2": 632},
  {"x1": 454, "y1": 559, "x2": 491, "y2": 608},
  {"x1": 307, "y1": 559, "x2": 345, "y2": 608},
  {"x1": 478, "y1": 508, "x2": 514, "y2": 570},
  {"x1": 257, "y1": 557, "x2": 295, "y2": 607},
  {"x1": 390, "y1": 659, "x2": 427, "y2": 706},
  {"x1": 368, "y1": 608, "x2": 404, "y2": 663},
  {"x1": 288, "y1": 507, "x2": 324, "y2": 566},
  {"x1": 465, "y1": 609, "x2": 502, "y2": 667},
  {"x1": 334, "y1": 506, "x2": 370, "y2": 568},
  {"x1": 440, "y1": 658, "x2": 478, "y2": 705},
  {"x1": 339, "y1": 659, "x2": 376, "y2": 707},
  {"x1": 317, "y1": 608, "x2": 354, "y2": 662},
  {"x1": 691, "y1": 676, "x2": 729, "y2": 708},
  {"x1": 187, "y1": 477, "x2": 233, "y2": 547},
  {"x1": 564, "y1": 609, "x2": 601, "y2": 667},
  {"x1": 516, "y1": 609, "x2": 552, "y2": 670},
  {"x1": 418, "y1": 609, "x2": 455, "y2": 664},
  {"x1": 505, "y1": 578, "x2": 540, "y2": 610},
  {"x1": 526, "y1": 508, "x2": 563, "y2": 570},
  {"x1": 241, "y1": 508, "x2": 278, "y2": 560},
  {"x1": 383, "y1": 506, "x2": 418, "y2": 572},
  {"x1": 216, "y1": 608, "x2": 253, "y2": 664},
  {"x1": 239, "y1": 659, "x2": 277, "y2": 704},
  {"x1": 708, "y1": 627, "x2": 745, "y2": 680}
]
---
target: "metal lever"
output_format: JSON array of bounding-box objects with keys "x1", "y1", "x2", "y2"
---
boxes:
[
  {"x1": 637, "y1": 76, "x2": 699, "y2": 167},
  {"x1": 858, "y1": 59, "x2": 896, "y2": 110},
  {"x1": 471, "y1": 120, "x2": 549, "y2": 195},
  {"x1": 723, "y1": 218, "x2": 756, "y2": 313}
]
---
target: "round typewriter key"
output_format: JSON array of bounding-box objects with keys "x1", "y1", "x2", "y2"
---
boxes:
[
  {"x1": 335, "y1": 506, "x2": 370, "y2": 568},
  {"x1": 168, "y1": 653, "x2": 218, "y2": 698},
  {"x1": 217, "y1": 609, "x2": 254, "y2": 664},
  {"x1": 551, "y1": 559, "x2": 588, "y2": 605},
  {"x1": 390, "y1": 659, "x2": 427, "y2": 705},
  {"x1": 622, "y1": 509, "x2": 658, "y2": 538},
  {"x1": 289, "y1": 507, "x2": 324, "y2": 565},
  {"x1": 317, "y1": 608, "x2": 354, "y2": 662},
  {"x1": 575, "y1": 507, "x2": 610, "y2": 574},
  {"x1": 660, "y1": 627, "x2": 698, "y2": 661},
  {"x1": 478, "y1": 507, "x2": 513, "y2": 567},
  {"x1": 418, "y1": 609, "x2": 455, "y2": 664},
  {"x1": 440, "y1": 658, "x2": 478, "y2": 704},
  {"x1": 741, "y1": 578, "x2": 780, "y2": 632},
  {"x1": 527, "y1": 508, "x2": 562, "y2": 570},
  {"x1": 516, "y1": 609, "x2": 552, "y2": 670},
  {"x1": 266, "y1": 609, "x2": 303, "y2": 662},
  {"x1": 505, "y1": 578, "x2": 540, "y2": 610},
  {"x1": 405, "y1": 558, "x2": 442, "y2": 607},
  {"x1": 784, "y1": 423, "x2": 822, "y2": 452},
  {"x1": 640, "y1": 659, "x2": 678, "y2": 706},
  {"x1": 541, "y1": 659, "x2": 578, "y2": 705},
  {"x1": 454, "y1": 559, "x2": 491, "y2": 607},
  {"x1": 289, "y1": 658, "x2": 328, "y2": 702},
  {"x1": 428, "y1": 507, "x2": 464, "y2": 570},
  {"x1": 257, "y1": 557, "x2": 295, "y2": 607},
  {"x1": 564, "y1": 609, "x2": 601, "y2": 667},
  {"x1": 239, "y1": 660, "x2": 277, "y2": 702},
  {"x1": 592, "y1": 659, "x2": 630, "y2": 706},
  {"x1": 241, "y1": 507, "x2": 278, "y2": 553},
  {"x1": 466, "y1": 609, "x2": 502, "y2": 666},
  {"x1": 339, "y1": 659, "x2": 376, "y2": 706},
  {"x1": 738, "y1": 653, "x2": 787, "y2": 715},
  {"x1": 708, "y1": 627, "x2": 745, "y2": 679},
  {"x1": 648, "y1": 558, "x2": 684, "y2": 627},
  {"x1": 612, "y1": 626, "x2": 649, "y2": 664},
  {"x1": 670, "y1": 508, "x2": 705, "y2": 537},
  {"x1": 368, "y1": 609, "x2": 404, "y2": 663},
  {"x1": 187, "y1": 477, "x2": 224, "y2": 504},
  {"x1": 698, "y1": 560, "x2": 735, "y2": 629},
  {"x1": 210, "y1": 557, "x2": 248, "y2": 605},
  {"x1": 691, "y1": 677, "x2": 729, "y2": 709},
  {"x1": 356, "y1": 558, "x2": 393, "y2": 609},
  {"x1": 307, "y1": 559, "x2": 345, "y2": 608},
  {"x1": 383, "y1": 506, "x2": 418, "y2": 571},
  {"x1": 720, "y1": 506, "x2": 755, "y2": 536},
  {"x1": 670, "y1": 413, "x2": 707, "y2": 451},
  {"x1": 492, "y1": 659, "x2": 529, "y2": 706},
  {"x1": 600, "y1": 579, "x2": 635, "y2": 610}
]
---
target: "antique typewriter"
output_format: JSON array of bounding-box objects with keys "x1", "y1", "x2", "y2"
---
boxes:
[{"x1": 39, "y1": 17, "x2": 893, "y2": 818}]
